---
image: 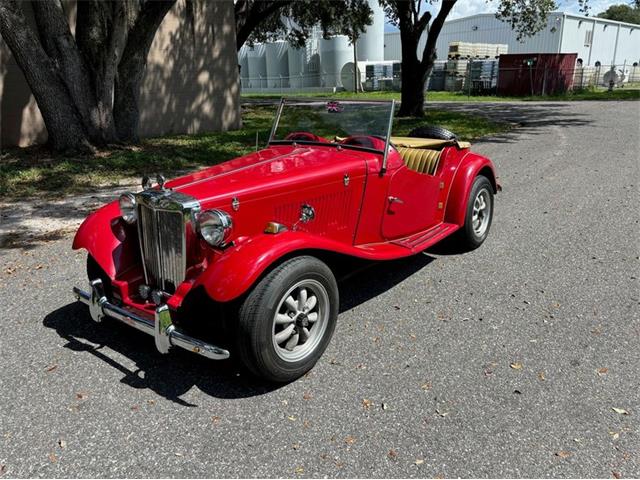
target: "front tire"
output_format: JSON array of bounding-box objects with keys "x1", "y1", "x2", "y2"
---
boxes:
[
  {"x1": 237, "y1": 256, "x2": 339, "y2": 383},
  {"x1": 459, "y1": 175, "x2": 494, "y2": 250}
]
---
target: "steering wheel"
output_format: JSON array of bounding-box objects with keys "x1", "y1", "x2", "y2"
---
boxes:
[{"x1": 284, "y1": 132, "x2": 327, "y2": 143}]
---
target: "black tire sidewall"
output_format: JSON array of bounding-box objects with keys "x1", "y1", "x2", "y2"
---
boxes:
[
  {"x1": 408, "y1": 125, "x2": 457, "y2": 141},
  {"x1": 463, "y1": 175, "x2": 494, "y2": 248},
  {"x1": 238, "y1": 256, "x2": 339, "y2": 382}
]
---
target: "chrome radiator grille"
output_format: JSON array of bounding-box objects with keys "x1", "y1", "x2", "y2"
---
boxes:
[{"x1": 138, "y1": 203, "x2": 185, "y2": 292}]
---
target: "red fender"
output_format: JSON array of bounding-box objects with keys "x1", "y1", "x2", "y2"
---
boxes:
[
  {"x1": 444, "y1": 152, "x2": 497, "y2": 227},
  {"x1": 194, "y1": 231, "x2": 371, "y2": 303},
  {"x1": 72, "y1": 201, "x2": 138, "y2": 278}
]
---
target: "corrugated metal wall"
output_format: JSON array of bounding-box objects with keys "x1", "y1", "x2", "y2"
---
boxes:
[
  {"x1": 561, "y1": 15, "x2": 640, "y2": 66},
  {"x1": 436, "y1": 13, "x2": 563, "y2": 58},
  {"x1": 384, "y1": 12, "x2": 640, "y2": 67}
]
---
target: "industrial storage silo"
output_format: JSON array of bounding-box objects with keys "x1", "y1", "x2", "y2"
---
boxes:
[
  {"x1": 238, "y1": 45, "x2": 250, "y2": 86},
  {"x1": 246, "y1": 43, "x2": 267, "y2": 88},
  {"x1": 288, "y1": 46, "x2": 307, "y2": 89},
  {"x1": 319, "y1": 36, "x2": 352, "y2": 88},
  {"x1": 357, "y1": 0, "x2": 385, "y2": 62},
  {"x1": 288, "y1": 45, "x2": 321, "y2": 89},
  {"x1": 265, "y1": 41, "x2": 290, "y2": 89}
]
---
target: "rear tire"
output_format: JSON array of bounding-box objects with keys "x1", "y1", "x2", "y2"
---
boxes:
[
  {"x1": 459, "y1": 175, "x2": 494, "y2": 250},
  {"x1": 408, "y1": 125, "x2": 457, "y2": 141},
  {"x1": 237, "y1": 256, "x2": 339, "y2": 383}
]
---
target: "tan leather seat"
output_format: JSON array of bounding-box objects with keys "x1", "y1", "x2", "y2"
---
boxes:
[{"x1": 396, "y1": 147, "x2": 442, "y2": 175}]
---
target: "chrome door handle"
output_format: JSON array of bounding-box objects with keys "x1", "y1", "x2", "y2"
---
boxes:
[{"x1": 388, "y1": 196, "x2": 404, "y2": 204}]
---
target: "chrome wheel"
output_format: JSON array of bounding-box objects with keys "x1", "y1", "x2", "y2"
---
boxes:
[
  {"x1": 472, "y1": 188, "x2": 491, "y2": 237},
  {"x1": 272, "y1": 279, "x2": 329, "y2": 362}
]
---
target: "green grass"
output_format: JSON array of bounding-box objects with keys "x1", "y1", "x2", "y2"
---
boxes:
[
  {"x1": 244, "y1": 87, "x2": 640, "y2": 102},
  {"x1": 0, "y1": 104, "x2": 510, "y2": 199}
]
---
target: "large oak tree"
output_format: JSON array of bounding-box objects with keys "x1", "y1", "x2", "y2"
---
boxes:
[
  {"x1": 0, "y1": 0, "x2": 175, "y2": 151},
  {"x1": 382, "y1": 0, "x2": 557, "y2": 117},
  {"x1": 235, "y1": 0, "x2": 373, "y2": 50}
]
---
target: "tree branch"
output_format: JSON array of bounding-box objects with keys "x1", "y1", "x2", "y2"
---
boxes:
[
  {"x1": 0, "y1": 1, "x2": 92, "y2": 150},
  {"x1": 30, "y1": 0, "x2": 111, "y2": 142},
  {"x1": 420, "y1": 0, "x2": 456, "y2": 68},
  {"x1": 114, "y1": 0, "x2": 176, "y2": 141},
  {"x1": 235, "y1": 0, "x2": 291, "y2": 50}
]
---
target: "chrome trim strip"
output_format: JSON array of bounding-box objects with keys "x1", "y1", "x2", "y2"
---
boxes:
[
  {"x1": 269, "y1": 97, "x2": 286, "y2": 143},
  {"x1": 381, "y1": 99, "x2": 395, "y2": 175},
  {"x1": 73, "y1": 281, "x2": 229, "y2": 361}
]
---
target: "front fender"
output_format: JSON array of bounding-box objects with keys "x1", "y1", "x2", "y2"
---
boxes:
[
  {"x1": 444, "y1": 153, "x2": 498, "y2": 227},
  {"x1": 194, "y1": 231, "x2": 363, "y2": 303},
  {"x1": 72, "y1": 201, "x2": 138, "y2": 278}
]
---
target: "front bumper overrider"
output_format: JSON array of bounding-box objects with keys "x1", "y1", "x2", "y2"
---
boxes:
[{"x1": 72, "y1": 279, "x2": 230, "y2": 360}]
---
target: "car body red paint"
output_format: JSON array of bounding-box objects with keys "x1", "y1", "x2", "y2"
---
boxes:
[{"x1": 73, "y1": 101, "x2": 498, "y2": 320}]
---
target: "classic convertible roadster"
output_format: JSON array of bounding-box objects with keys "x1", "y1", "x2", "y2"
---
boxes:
[{"x1": 73, "y1": 99, "x2": 499, "y2": 382}]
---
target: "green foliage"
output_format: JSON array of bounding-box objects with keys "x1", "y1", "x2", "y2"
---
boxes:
[
  {"x1": 245, "y1": 0, "x2": 372, "y2": 47},
  {"x1": 0, "y1": 105, "x2": 510, "y2": 198},
  {"x1": 494, "y1": 0, "x2": 558, "y2": 41},
  {"x1": 596, "y1": 3, "x2": 640, "y2": 24}
]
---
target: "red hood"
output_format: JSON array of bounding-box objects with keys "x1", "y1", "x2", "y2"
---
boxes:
[{"x1": 164, "y1": 144, "x2": 372, "y2": 208}]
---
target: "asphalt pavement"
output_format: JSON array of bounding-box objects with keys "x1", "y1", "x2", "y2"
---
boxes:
[{"x1": 1, "y1": 100, "x2": 638, "y2": 478}]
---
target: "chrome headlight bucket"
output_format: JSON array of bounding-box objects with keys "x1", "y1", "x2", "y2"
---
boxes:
[
  {"x1": 197, "y1": 209, "x2": 233, "y2": 247},
  {"x1": 119, "y1": 193, "x2": 137, "y2": 224}
]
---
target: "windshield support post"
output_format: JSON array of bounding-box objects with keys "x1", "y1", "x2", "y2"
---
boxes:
[
  {"x1": 380, "y1": 99, "x2": 395, "y2": 176},
  {"x1": 269, "y1": 98, "x2": 286, "y2": 144}
]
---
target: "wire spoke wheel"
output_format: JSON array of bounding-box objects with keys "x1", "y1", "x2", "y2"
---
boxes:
[{"x1": 272, "y1": 280, "x2": 329, "y2": 363}]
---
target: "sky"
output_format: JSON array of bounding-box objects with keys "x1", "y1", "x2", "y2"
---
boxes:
[{"x1": 383, "y1": 0, "x2": 630, "y2": 31}]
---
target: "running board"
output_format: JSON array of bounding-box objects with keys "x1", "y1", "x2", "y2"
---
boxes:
[{"x1": 391, "y1": 222, "x2": 459, "y2": 252}]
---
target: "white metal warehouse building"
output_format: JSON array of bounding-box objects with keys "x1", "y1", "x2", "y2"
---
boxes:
[{"x1": 384, "y1": 12, "x2": 640, "y2": 67}]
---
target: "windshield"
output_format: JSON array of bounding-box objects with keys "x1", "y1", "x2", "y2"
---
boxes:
[{"x1": 269, "y1": 99, "x2": 395, "y2": 152}]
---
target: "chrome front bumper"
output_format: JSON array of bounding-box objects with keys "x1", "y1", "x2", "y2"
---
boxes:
[{"x1": 72, "y1": 279, "x2": 230, "y2": 360}]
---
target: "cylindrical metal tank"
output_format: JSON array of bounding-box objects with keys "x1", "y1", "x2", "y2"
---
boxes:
[
  {"x1": 357, "y1": 0, "x2": 385, "y2": 62},
  {"x1": 319, "y1": 35, "x2": 352, "y2": 88},
  {"x1": 340, "y1": 62, "x2": 364, "y2": 92},
  {"x1": 246, "y1": 43, "x2": 267, "y2": 88},
  {"x1": 265, "y1": 41, "x2": 290, "y2": 89},
  {"x1": 238, "y1": 45, "x2": 250, "y2": 84},
  {"x1": 288, "y1": 46, "x2": 307, "y2": 89}
]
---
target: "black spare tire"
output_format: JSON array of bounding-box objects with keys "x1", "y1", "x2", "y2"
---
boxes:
[{"x1": 408, "y1": 125, "x2": 457, "y2": 141}]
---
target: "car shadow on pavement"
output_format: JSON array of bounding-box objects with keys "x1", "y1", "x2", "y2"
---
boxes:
[{"x1": 43, "y1": 252, "x2": 437, "y2": 405}]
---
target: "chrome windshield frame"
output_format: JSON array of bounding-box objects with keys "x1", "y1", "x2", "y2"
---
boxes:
[
  {"x1": 268, "y1": 98, "x2": 286, "y2": 143},
  {"x1": 267, "y1": 98, "x2": 395, "y2": 161},
  {"x1": 380, "y1": 99, "x2": 395, "y2": 176}
]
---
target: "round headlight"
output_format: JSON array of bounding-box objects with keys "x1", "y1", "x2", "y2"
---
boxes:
[
  {"x1": 119, "y1": 193, "x2": 137, "y2": 224},
  {"x1": 197, "y1": 209, "x2": 233, "y2": 247}
]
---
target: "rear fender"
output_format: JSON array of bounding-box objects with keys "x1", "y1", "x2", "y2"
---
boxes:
[
  {"x1": 194, "y1": 231, "x2": 362, "y2": 303},
  {"x1": 444, "y1": 153, "x2": 497, "y2": 227},
  {"x1": 72, "y1": 201, "x2": 139, "y2": 278}
]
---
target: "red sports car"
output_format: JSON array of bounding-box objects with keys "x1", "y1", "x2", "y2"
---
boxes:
[{"x1": 73, "y1": 99, "x2": 499, "y2": 382}]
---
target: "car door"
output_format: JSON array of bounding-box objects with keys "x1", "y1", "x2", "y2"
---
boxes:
[{"x1": 381, "y1": 166, "x2": 443, "y2": 239}]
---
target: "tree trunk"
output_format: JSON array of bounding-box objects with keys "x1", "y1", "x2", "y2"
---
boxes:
[
  {"x1": 397, "y1": 26, "x2": 427, "y2": 117},
  {"x1": 113, "y1": 0, "x2": 175, "y2": 142},
  {"x1": 31, "y1": 0, "x2": 117, "y2": 145},
  {"x1": 0, "y1": 1, "x2": 92, "y2": 151},
  {"x1": 398, "y1": 66, "x2": 427, "y2": 117},
  {"x1": 75, "y1": 1, "x2": 128, "y2": 144},
  {"x1": 395, "y1": 0, "x2": 457, "y2": 118}
]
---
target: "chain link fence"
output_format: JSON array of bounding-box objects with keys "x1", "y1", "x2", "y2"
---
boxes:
[{"x1": 241, "y1": 62, "x2": 640, "y2": 96}]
